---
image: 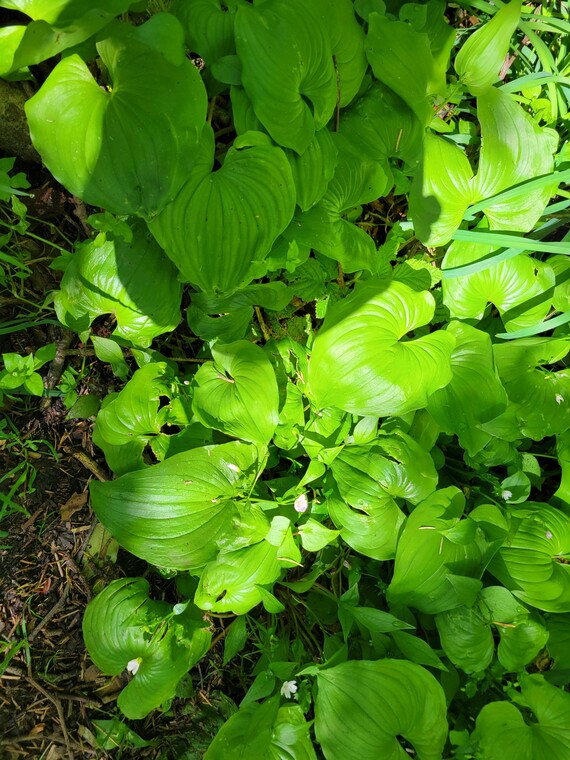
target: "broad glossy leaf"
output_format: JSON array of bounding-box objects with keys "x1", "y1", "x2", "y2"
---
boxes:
[
  {"x1": 83, "y1": 578, "x2": 211, "y2": 719},
  {"x1": 387, "y1": 488, "x2": 485, "y2": 614},
  {"x1": 550, "y1": 255, "x2": 570, "y2": 313},
  {"x1": 328, "y1": 488, "x2": 405, "y2": 561},
  {"x1": 554, "y1": 431, "x2": 570, "y2": 508},
  {"x1": 284, "y1": 134, "x2": 390, "y2": 273},
  {"x1": 493, "y1": 337, "x2": 570, "y2": 440},
  {"x1": 435, "y1": 604, "x2": 494, "y2": 674},
  {"x1": 427, "y1": 322, "x2": 508, "y2": 456},
  {"x1": 193, "y1": 341, "x2": 279, "y2": 446},
  {"x1": 339, "y1": 81, "x2": 423, "y2": 170},
  {"x1": 333, "y1": 431, "x2": 438, "y2": 505},
  {"x1": 475, "y1": 88, "x2": 557, "y2": 231},
  {"x1": 194, "y1": 540, "x2": 282, "y2": 614},
  {"x1": 234, "y1": 0, "x2": 336, "y2": 153},
  {"x1": 235, "y1": 0, "x2": 365, "y2": 153},
  {"x1": 90, "y1": 442, "x2": 268, "y2": 570},
  {"x1": 172, "y1": 0, "x2": 238, "y2": 91},
  {"x1": 454, "y1": 0, "x2": 522, "y2": 94},
  {"x1": 54, "y1": 222, "x2": 181, "y2": 348},
  {"x1": 187, "y1": 281, "x2": 292, "y2": 343},
  {"x1": 315, "y1": 659, "x2": 448, "y2": 760},
  {"x1": 442, "y1": 244, "x2": 555, "y2": 333},
  {"x1": 308, "y1": 279, "x2": 455, "y2": 417},
  {"x1": 151, "y1": 131, "x2": 295, "y2": 293},
  {"x1": 298, "y1": 519, "x2": 340, "y2": 552},
  {"x1": 474, "y1": 674, "x2": 570, "y2": 760},
  {"x1": 286, "y1": 129, "x2": 338, "y2": 212},
  {"x1": 205, "y1": 696, "x2": 316, "y2": 760},
  {"x1": 488, "y1": 503, "x2": 570, "y2": 612},
  {"x1": 25, "y1": 16, "x2": 208, "y2": 218},
  {"x1": 0, "y1": 0, "x2": 135, "y2": 75},
  {"x1": 409, "y1": 133, "x2": 475, "y2": 246},
  {"x1": 366, "y1": 12, "x2": 439, "y2": 125}
]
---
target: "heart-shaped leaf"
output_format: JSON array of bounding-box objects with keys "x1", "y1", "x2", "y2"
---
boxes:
[
  {"x1": 314, "y1": 659, "x2": 448, "y2": 760},
  {"x1": 90, "y1": 442, "x2": 268, "y2": 570},
  {"x1": 83, "y1": 578, "x2": 211, "y2": 719},
  {"x1": 54, "y1": 221, "x2": 181, "y2": 348},
  {"x1": 151, "y1": 131, "x2": 295, "y2": 294},
  {"x1": 25, "y1": 15, "x2": 208, "y2": 218},
  {"x1": 308, "y1": 279, "x2": 455, "y2": 417},
  {"x1": 192, "y1": 340, "x2": 279, "y2": 446}
]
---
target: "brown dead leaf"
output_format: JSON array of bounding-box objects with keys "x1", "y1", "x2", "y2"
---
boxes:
[{"x1": 59, "y1": 491, "x2": 88, "y2": 521}]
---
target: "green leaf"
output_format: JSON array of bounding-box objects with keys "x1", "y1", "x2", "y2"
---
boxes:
[
  {"x1": 223, "y1": 616, "x2": 248, "y2": 666},
  {"x1": 454, "y1": 0, "x2": 522, "y2": 94},
  {"x1": 92, "y1": 717, "x2": 153, "y2": 750},
  {"x1": 474, "y1": 674, "x2": 570, "y2": 759},
  {"x1": 366, "y1": 12, "x2": 444, "y2": 125},
  {"x1": 427, "y1": 322, "x2": 508, "y2": 456},
  {"x1": 25, "y1": 16, "x2": 208, "y2": 218},
  {"x1": 54, "y1": 223, "x2": 181, "y2": 349},
  {"x1": 308, "y1": 279, "x2": 455, "y2": 417},
  {"x1": 284, "y1": 134, "x2": 390, "y2": 273},
  {"x1": 387, "y1": 488, "x2": 485, "y2": 614},
  {"x1": 474, "y1": 87, "x2": 557, "y2": 232},
  {"x1": 234, "y1": 0, "x2": 365, "y2": 153},
  {"x1": 298, "y1": 519, "x2": 340, "y2": 552},
  {"x1": 151, "y1": 131, "x2": 296, "y2": 294},
  {"x1": 23, "y1": 371, "x2": 44, "y2": 397},
  {"x1": 91, "y1": 336, "x2": 129, "y2": 380},
  {"x1": 90, "y1": 442, "x2": 268, "y2": 570},
  {"x1": 83, "y1": 577, "x2": 211, "y2": 719},
  {"x1": 436, "y1": 604, "x2": 494, "y2": 674},
  {"x1": 339, "y1": 81, "x2": 423, "y2": 170},
  {"x1": 409, "y1": 133, "x2": 475, "y2": 246},
  {"x1": 493, "y1": 337, "x2": 570, "y2": 440},
  {"x1": 442, "y1": 244, "x2": 555, "y2": 333},
  {"x1": 194, "y1": 540, "x2": 282, "y2": 615},
  {"x1": 192, "y1": 341, "x2": 278, "y2": 447},
  {"x1": 488, "y1": 503, "x2": 570, "y2": 612},
  {"x1": 286, "y1": 128, "x2": 338, "y2": 212},
  {"x1": 391, "y1": 631, "x2": 448, "y2": 671},
  {"x1": 0, "y1": 0, "x2": 135, "y2": 76},
  {"x1": 314, "y1": 659, "x2": 448, "y2": 760},
  {"x1": 205, "y1": 696, "x2": 316, "y2": 760}
]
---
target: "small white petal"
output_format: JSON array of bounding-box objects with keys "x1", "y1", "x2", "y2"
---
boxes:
[
  {"x1": 294, "y1": 493, "x2": 309, "y2": 513},
  {"x1": 556, "y1": 394, "x2": 564, "y2": 405},
  {"x1": 280, "y1": 680, "x2": 298, "y2": 699},
  {"x1": 228, "y1": 463, "x2": 240, "y2": 472},
  {"x1": 546, "y1": 531, "x2": 553, "y2": 540},
  {"x1": 126, "y1": 658, "x2": 141, "y2": 675},
  {"x1": 501, "y1": 490, "x2": 513, "y2": 501}
]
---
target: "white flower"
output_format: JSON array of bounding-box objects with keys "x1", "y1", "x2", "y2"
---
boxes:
[
  {"x1": 501, "y1": 490, "x2": 513, "y2": 501},
  {"x1": 546, "y1": 531, "x2": 553, "y2": 540},
  {"x1": 228, "y1": 463, "x2": 240, "y2": 473},
  {"x1": 556, "y1": 394, "x2": 564, "y2": 405},
  {"x1": 294, "y1": 493, "x2": 309, "y2": 513},
  {"x1": 280, "y1": 680, "x2": 298, "y2": 699},
  {"x1": 126, "y1": 658, "x2": 141, "y2": 676}
]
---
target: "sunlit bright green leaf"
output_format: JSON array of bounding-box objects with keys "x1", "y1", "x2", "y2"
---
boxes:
[
  {"x1": 25, "y1": 16, "x2": 208, "y2": 218},
  {"x1": 83, "y1": 578, "x2": 211, "y2": 719},
  {"x1": 309, "y1": 279, "x2": 455, "y2": 417}
]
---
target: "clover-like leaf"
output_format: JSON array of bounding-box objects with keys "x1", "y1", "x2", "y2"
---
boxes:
[
  {"x1": 150, "y1": 131, "x2": 295, "y2": 294},
  {"x1": 308, "y1": 279, "x2": 455, "y2": 417},
  {"x1": 25, "y1": 15, "x2": 208, "y2": 218},
  {"x1": 192, "y1": 340, "x2": 279, "y2": 446},
  {"x1": 90, "y1": 442, "x2": 268, "y2": 570},
  {"x1": 83, "y1": 578, "x2": 211, "y2": 719},
  {"x1": 314, "y1": 659, "x2": 448, "y2": 760},
  {"x1": 54, "y1": 222, "x2": 181, "y2": 348}
]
